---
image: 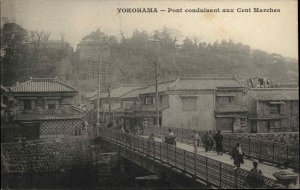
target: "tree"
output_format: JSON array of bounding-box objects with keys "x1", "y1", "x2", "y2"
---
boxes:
[{"x1": 1, "y1": 23, "x2": 28, "y2": 85}]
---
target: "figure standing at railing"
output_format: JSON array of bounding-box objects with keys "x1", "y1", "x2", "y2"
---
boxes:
[
  {"x1": 208, "y1": 130, "x2": 214, "y2": 151},
  {"x1": 120, "y1": 125, "x2": 125, "y2": 133},
  {"x1": 245, "y1": 160, "x2": 264, "y2": 188},
  {"x1": 202, "y1": 131, "x2": 214, "y2": 152},
  {"x1": 192, "y1": 130, "x2": 201, "y2": 153},
  {"x1": 149, "y1": 133, "x2": 155, "y2": 141},
  {"x1": 231, "y1": 142, "x2": 245, "y2": 168},
  {"x1": 214, "y1": 130, "x2": 223, "y2": 155},
  {"x1": 168, "y1": 128, "x2": 174, "y2": 136}
]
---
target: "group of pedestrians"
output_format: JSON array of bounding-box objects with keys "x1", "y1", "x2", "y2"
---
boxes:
[
  {"x1": 192, "y1": 130, "x2": 248, "y2": 169},
  {"x1": 192, "y1": 130, "x2": 224, "y2": 155}
]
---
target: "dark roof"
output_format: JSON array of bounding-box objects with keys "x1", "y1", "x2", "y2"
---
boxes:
[
  {"x1": 168, "y1": 77, "x2": 244, "y2": 91},
  {"x1": 122, "y1": 77, "x2": 245, "y2": 97},
  {"x1": 121, "y1": 87, "x2": 149, "y2": 98},
  {"x1": 89, "y1": 84, "x2": 147, "y2": 100},
  {"x1": 249, "y1": 88, "x2": 299, "y2": 101},
  {"x1": 124, "y1": 80, "x2": 175, "y2": 97},
  {"x1": 141, "y1": 80, "x2": 175, "y2": 94},
  {"x1": 215, "y1": 104, "x2": 248, "y2": 113},
  {"x1": 13, "y1": 113, "x2": 83, "y2": 121},
  {"x1": 11, "y1": 78, "x2": 77, "y2": 93}
]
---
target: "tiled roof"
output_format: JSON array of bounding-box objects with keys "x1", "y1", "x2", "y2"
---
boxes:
[
  {"x1": 11, "y1": 78, "x2": 77, "y2": 93},
  {"x1": 249, "y1": 88, "x2": 299, "y2": 101},
  {"x1": 89, "y1": 84, "x2": 147, "y2": 100},
  {"x1": 121, "y1": 87, "x2": 148, "y2": 98},
  {"x1": 168, "y1": 77, "x2": 244, "y2": 91},
  {"x1": 1, "y1": 85, "x2": 9, "y2": 92},
  {"x1": 143, "y1": 80, "x2": 175, "y2": 94},
  {"x1": 123, "y1": 77, "x2": 244, "y2": 97},
  {"x1": 215, "y1": 104, "x2": 248, "y2": 113},
  {"x1": 127, "y1": 80, "x2": 175, "y2": 96}
]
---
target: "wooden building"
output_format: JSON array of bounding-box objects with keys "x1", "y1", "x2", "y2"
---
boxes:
[
  {"x1": 119, "y1": 77, "x2": 248, "y2": 133},
  {"x1": 88, "y1": 84, "x2": 147, "y2": 125},
  {"x1": 10, "y1": 77, "x2": 84, "y2": 139},
  {"x1": 244, "y1": 88, "x2": 299, "y2": 133}
]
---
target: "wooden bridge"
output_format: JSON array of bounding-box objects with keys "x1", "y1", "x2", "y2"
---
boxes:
[{"x1": 95, "y1": 127, "x2": 281, "y2": 189}]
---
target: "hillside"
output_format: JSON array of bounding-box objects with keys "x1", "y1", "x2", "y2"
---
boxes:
[{"x1": 77, "y1": 28, "x2": 297, "y2": 91}]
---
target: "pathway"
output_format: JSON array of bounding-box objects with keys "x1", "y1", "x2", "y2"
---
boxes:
[{"x1": 141, "y1": 135, "x2": 299, "y2": 188}]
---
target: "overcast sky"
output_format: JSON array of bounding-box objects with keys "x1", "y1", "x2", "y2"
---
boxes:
[{"x1": 1, "y1": 0, "x2": 298, "y2": 58}]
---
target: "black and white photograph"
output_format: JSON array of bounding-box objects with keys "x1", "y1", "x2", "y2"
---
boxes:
[{"x1": 0, "y1": 0, "x2": 299, "y2": 189}]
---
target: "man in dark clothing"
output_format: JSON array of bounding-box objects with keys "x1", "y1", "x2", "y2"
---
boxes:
[
  {"x1": 107, "y1": 121, "x2": 113, "y2": 128},
  {"x1": 214, "y1": 130, "x2": 223, "y2": 155},
  {"x1": 208, "y1": 130, "x2": 214, "y2": 151},
  {"x1": 202, "y1": 131, "x2": 213, "y2": 152},
  {"x1": 231, "y1": 142, "x2": 245, "y2": 168},
  {"x1": 245, "y1": 160, "x2": 264, "y2": 188}
]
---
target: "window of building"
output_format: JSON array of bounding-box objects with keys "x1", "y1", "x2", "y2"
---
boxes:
[
  {"x1": 182, "y1": 97, "x2": 197, "y2": 111},
  {"x1": 216, "y1": 117, "x2": 233, "y2": 132},
  {"x1": 269, "y1": 104, "x2": 280, "y2": 114},
  {"x1": 45, "y1": 99, "x2": 59, "y2": 110},
  {"x1": 19, "y1": 99, "x2": 35, "y2": 110},
  {"x1": 240, "y1": 118, "x2": 247, "y2": 128},
  {"x1": 216, "y1": 96, "x2": 233, "y2": 104},
  {"x1": 145, "y1": 97, "x2": 153, "y2": 105},
  {"x1": 124, "y1": 101, "x2": 134, "y2": 109},
  {"x1": 269, "y1": 120, "x2": 281, "y2": 129}
]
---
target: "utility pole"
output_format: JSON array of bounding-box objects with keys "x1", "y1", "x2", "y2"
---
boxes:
[
  {"x1": 150, "y1": 38, "x2": 160, "y2": 127},
  {"x1": 155, "y1": 59, "x2": 159, "y2": 127},
  {"x1": 108, "y1": 60, "x2": 111, "y2": 123},
  {"x1": 96, "y1": 58, "x2": 101, "y2": 127}
]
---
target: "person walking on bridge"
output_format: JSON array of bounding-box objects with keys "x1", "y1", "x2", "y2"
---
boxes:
[
  {"x1": 208, "y1": 130, "x2": 214, "y2": 151},
  {"x1": 168, "y1": 128, "x2": 174, "y2": 136},
  {"x1": 231, "y1": 142, "x2": 245, "y2": 168},
  {"x1": 245, "y1": 160, "x2": 264, "y2": 188},
  {"x1": 192, "y1": 130, "x2": 201, "y2": 153},
  {"x1": 214, "y1": 130, "x2": 223, "y2": 155},
  {"x1": 202, "y1": 131, "x2": 213, "y2": 152}
]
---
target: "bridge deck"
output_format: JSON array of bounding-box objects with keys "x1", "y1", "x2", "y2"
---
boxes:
[{"x1": 141, "y1": 135, "x2": 299, "y2": 184}]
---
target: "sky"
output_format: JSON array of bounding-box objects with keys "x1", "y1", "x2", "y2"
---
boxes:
[{"x1": 1, "y1": 0, "x2": 298, "y2": 59}]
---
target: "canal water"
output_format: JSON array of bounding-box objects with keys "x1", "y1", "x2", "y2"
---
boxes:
[{"x1": 2, "y1": 158, "x2": 174, "y2": 190}]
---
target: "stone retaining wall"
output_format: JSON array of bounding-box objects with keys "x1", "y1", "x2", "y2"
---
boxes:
[{"x1": 1, "y1": 136, "x2": 91, "y2": 173}]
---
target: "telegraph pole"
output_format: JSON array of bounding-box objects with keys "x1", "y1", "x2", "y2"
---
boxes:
[
  {"x1": 150, "y1": 38, "x2": 160, "y2": 127},
  {"x1": 155, "y1": 59, "x2": 159, "y2": 127},
  {"x1": 108, "y1": 61, "x2": 111, "y2": 123},
  {"x1": 96, "y1": 58, "x2": 101, "y2": 127}
]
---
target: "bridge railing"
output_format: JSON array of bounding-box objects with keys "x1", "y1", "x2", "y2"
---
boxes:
[
  {"x1": 143, "y1": 125, "x2": 299, "y2": 170},
  {"x1": 98, "y1": 128, "x2": 278, "y2": 189}
]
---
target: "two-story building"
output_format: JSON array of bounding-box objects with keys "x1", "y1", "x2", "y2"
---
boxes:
[
  {"x1": 118, "y1": 80, "x2": 174, "y2": 130},
  {"x1": 88, "y1": 84, "x2": 147, "y2": 124},
  {"x1": 244, "y1": 88, "x2": 299, "y2": 133},
  {"x1": 10, "y1": 77, "x2": 84, "y2": 139},
  {"x1": 163, "y1": 77, "x2": 247, "y2": 132},
  {"x1": 120, "y1": 77, "x2": 247, "y2": 132}
]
